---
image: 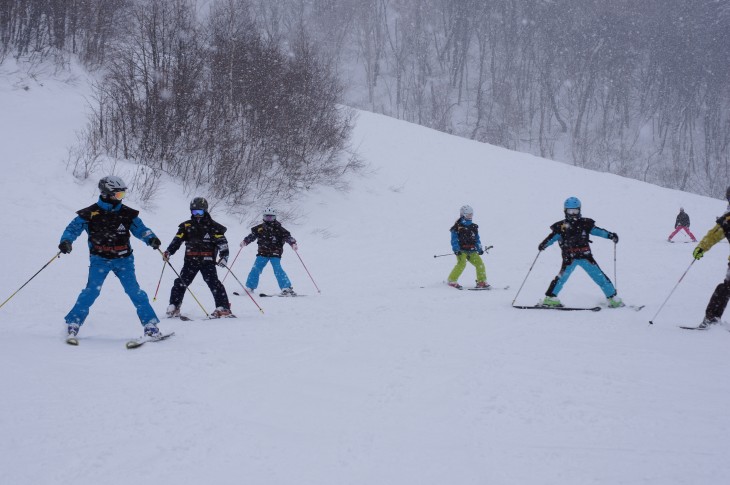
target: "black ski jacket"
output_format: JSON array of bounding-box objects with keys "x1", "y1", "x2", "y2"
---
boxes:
[
  {"x1": 166, "y1": 213, "x2": 229, "y2": 262},
  {"x1": 242, "y1": 220, "x2": 296, "y2": 258},
  {"x1": 675, "y1": 211, "x2": 690, "y2": 228}
]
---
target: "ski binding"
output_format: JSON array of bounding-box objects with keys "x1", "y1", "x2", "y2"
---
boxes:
[{"x1": 126, "y1": 332, "x2": 175, "y2": 349}]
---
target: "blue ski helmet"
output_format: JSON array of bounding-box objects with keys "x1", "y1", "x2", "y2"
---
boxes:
[{"x1": 564, "y1": 197, "x2": 581, "y2": 210}]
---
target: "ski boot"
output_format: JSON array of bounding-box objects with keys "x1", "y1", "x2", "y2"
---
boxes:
[
  {"x1": 143, "y1": 323, "x2": 161, "y2": 337},
  {"x1": 698, "y1": 317, "x2": 720, "y2": 329},
  {"x1": 166, "y1": 304, "x2": 180, "y2": 318},
  {"x1": 447, "y1": 281, "x2": 463, "y2": 290},
  {"x1": 280, "y1": 287, "x2": 297, "y2": 297},
  {"x1": 541, "y1": 296, "x2": 563, "y2": 308},
  {"x1": 67, "y1": 324, "x2": 80, "y2": 337},
  {"x1": 607, "y1": 296, "x2": 625, "y2": 308},
  {"x1": 210, "y1": 307, "x2": 234, "y2": 318},
  {"x1": 475, "y1": 281, "x2": 490, "y2": 289}
]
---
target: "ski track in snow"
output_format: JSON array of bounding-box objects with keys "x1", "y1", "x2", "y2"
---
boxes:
[{"x1": 1, "y1": 62, "x2": 729, "y2": 485}]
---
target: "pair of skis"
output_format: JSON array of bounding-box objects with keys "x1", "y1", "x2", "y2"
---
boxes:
[
  {"x1": 232, "y1": 291, "x2": 306, "y2": 297},
  {"x1": 66, "y1": 331, "x2": 175, "y2": 349},
  {"x1": 512, "y1": 303, "x2": 645, "y2": 312}
]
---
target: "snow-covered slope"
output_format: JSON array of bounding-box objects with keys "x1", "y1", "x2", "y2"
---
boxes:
[{"x1": 1, "y1": 65, "x2": 729, "y2": 485}]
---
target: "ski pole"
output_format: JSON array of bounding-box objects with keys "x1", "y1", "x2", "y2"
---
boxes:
[
  {"x1": 157, "y1": 249, "x2": 209, "y2": 317},
  {"x1": 434, "y1": 246, "x2": 493, "y2": 258},
  {"x1": 222, "y1": 245, "x2": 243, "y2": 282},
  {"x1": 152, "y1": 259, "x2": 166, "y2": 302},
  {"x1": 0, "y1": 251, "x2": 61, "y2": 310},
  {"x1": 293, "y1": 248, "x2": 321, "y2": 294},
  {"x1": 511, "y1": 251, "x2": 542, "y2": 307},
  {"x1": 220, "y1": 263, "x2": 264, "y2": 314},
  {"x1": 649, "y1": 259, "x2": 695, "y2": 325}
]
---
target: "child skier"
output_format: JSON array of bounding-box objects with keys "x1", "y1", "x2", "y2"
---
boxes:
[
  {"x1": 691, "y1": 186, "x2": 730, "y2": 328},
  {"x1": 447, "y1": 205, "x2": 489, "y2": 289},
  {"x1": 58, "y1": 176, "x2": 163, "y2": 339},
  {"x1": 240, "y1": 208, "x2": 298, "y2": 296},
  {"x1": 164, "y1": 197, "x2": 233, "y2": 318},
  {"x1": 667, "y1": 207, "x2": 697, "y2": 242},
  {"x1": 538, "y1": 197, "x2": 623, "y2": 308}
]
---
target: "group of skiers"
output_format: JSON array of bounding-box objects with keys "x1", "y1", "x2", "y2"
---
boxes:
[
  {"x1": 57, "y1": 175, "x2": 730, "y2": 340},
  {"x1": 448, "y1": 188, "x2": 730, "y2": 329},
  {"x1": 59, "y1": 176, "x2": 298, "y2": 340}
]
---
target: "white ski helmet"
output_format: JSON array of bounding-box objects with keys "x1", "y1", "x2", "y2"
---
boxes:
[
  {"x1": 263, "y1": 207, "x2": 277, "y2": 220},
  {"x1": 460, "y1": 205, "x2": 474, "y2": 218}
]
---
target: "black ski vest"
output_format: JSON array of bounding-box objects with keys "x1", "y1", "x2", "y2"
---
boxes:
[
  {"x1": 77, "y1": 203, "x2": 139, "y2": 259},
  {"x1": 550, "y1": 217, "x2": 596, "y2": 258},
  {"x1": 450, "y1": 220, "x2": 479, "y2": 250},
  {"x1": 167, "y1": 215, "x2": 228, "y2": 261}
]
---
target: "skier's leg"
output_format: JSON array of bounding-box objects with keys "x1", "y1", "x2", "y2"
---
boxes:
[
  {"x1": 667, "y1": 227, "x2": 681, "y2": 241},
  {"x1": 705, "y1": 263, "x2": 730, "y2": 321},
  {"x1": 447, "y1": 253, "x2": 468, "y2": 282},
  {"x1": 113, "y1": 255, "x2": 160, "y2": 325},
  {"x1": 269, "y1": 257, "x2": 292, "y2": 289},
  {"x1": 200, "y1": 262, "x2": 230, "y2": 308},
  {"x1": 682, "y1": 227, "x2": 697, "y2": 242},
  {"x1": 546, "y1": 260, "x2": 577, "y2": 296},
  {"x1": 466, "y1": 252, "x2": 487, "y2": 283},
  {"x1": 169, "y1": 261, "x2": 199, "y2": 307},
  {"x1": 245, "y1": 256, "x2": 269, "y2": 289},
  {"x1": 65, "y1": 256, "x2": 112, "y2": 325},
  {"x1": 577, "y1": 258, "x2": 616, "y2": 298}
]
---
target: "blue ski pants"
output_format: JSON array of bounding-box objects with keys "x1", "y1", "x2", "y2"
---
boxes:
[
  {"x1": 65, "y1": 254, "x2": 159, "y2": 326},
  {"x1": 546, "y1": 256, "x2": 616, "y2": 298},
  {"x1": 245, "y1": 256, "x2": 292, "y2": 290}
]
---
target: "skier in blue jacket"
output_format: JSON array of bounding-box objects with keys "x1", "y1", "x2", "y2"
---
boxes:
[
  {"x1": 538, "y1": 197, "x2": 623, "y2": 308},
  {"x1": 58, "y1": 176, "x2": 163, "y2": 340}
]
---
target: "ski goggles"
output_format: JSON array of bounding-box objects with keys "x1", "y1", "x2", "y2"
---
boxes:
[
  {"x1": 112, "y1": 190, "x2": 126, "y2": 200},
  {"x1": 191, "y1": 209, "x2": 205, "y2": 216},
  {"x1": 565, "y1": 208, "x2": 580, "y2": 215},
  {"x1": 263, "y1": 214, "x2": 276, "y2": 222}
]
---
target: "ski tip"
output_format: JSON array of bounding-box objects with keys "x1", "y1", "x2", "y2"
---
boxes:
[{"x1": 65, "y1": 337, "x2": 79, "y2": 346}]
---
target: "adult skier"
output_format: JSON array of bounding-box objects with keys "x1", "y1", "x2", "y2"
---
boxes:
[
  {"x1": 447, "y1": 205, "x2": 489, "y2": 289},
  {"x1": 59, "y1": 176, "x2": 163, "y2": 338},
  {"x1": 164, "y1": 197, "x2": 233, "y2": 318},
  {"x1": 538, "y1": 197, "x2": 624, "y2": 308},
  {"x1": 691, "y1": 186, "x2": 730, "y2": 328},
  {"x1": 240, "y1": 208, "x2": 298, "y2": 296},
  {"x1": 667, "y1": 207, "x2": 697, "y2": 242}
]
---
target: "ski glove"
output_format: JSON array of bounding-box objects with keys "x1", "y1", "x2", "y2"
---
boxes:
[
  {"x1": 693, "y1": 247, "x2": 704, "y2": 260},
  {"x1": 608, "y1": 232, "x2": 619, "y2": 243},
  {"x1": 58, "y1": 240, "x2": 72, "y2": 254},
  {"x1": 454, "y1": 250, "x2": 462, "y2": 256},
  {"x1": 163, "y1": 251, "x2": 171, "y2": 261},
  {"x1": 290, "y1": 243, "x2": 298, "y2": 251},
  {"x1": 149, "y1": 237, "x2": 162, "y2": 250},
  {"x1": 538, "y1": 242, "x2": 547, "y2": 251},
  {"x1": 240, "y1": 240, "x2": 248, "y2": 248},
  {"x1": 217, "y1": 257, "x2": 228, "y2": 268},
  {"x1": 477, "y1": 247, "x2": 484, "y2": 255}
]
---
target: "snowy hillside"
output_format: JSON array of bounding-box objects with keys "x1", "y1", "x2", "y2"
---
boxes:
[{"x1": 2, "y1": 65, "x2": 730, "y2": 485}]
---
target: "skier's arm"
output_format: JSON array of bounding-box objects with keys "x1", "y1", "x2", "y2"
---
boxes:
[
  {"x1": 697, "y1": 224, "x2": 725, "y2": 253},
  {"x1": 166, "y1": 225, "x2": 186, "y2": 255},
  {"x1": 60, "y1": 216, "x2": 87, "y2": 244},
  {"x1": 215, "y1": 233, "x2": 229, "y2": 260},
  {"x1": 538, "y1": 232, "x2": 560, "y2": 250},
  {"x1": 130, "y1": 216, "x2": 157, "y2": 246},
  {"x1": 591, "y1": 226, "x2": 619, "y2": 243},
  {"x1": 450, "y1": 230, "x2": 460, "y2": 252}
]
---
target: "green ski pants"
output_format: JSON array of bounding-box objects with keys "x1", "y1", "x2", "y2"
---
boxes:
[{"x1": 448, "y1": 252, "x2": 486, "y2": 283}]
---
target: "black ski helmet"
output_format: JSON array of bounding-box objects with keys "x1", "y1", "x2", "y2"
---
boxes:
[
  {"x1": 190, "y1": 197, "x2": 208, "y2": 212},
  {"x1": 98, "y1": 175, "x2": 127, "y2": 196}
]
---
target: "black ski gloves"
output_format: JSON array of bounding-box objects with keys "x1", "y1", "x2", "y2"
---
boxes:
[
  {"x1": 608, "y1": 233, "x2": 619, "y2": 243},
  {"x1": 149, "y1": 237, "x2": 162, "y2": 250},
  {"x1": 58, "y1": 240, "x2": 72, "y2": 254},
  {"x1": 538, "y1": 242, "x2": 547, "y2": 251}
]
